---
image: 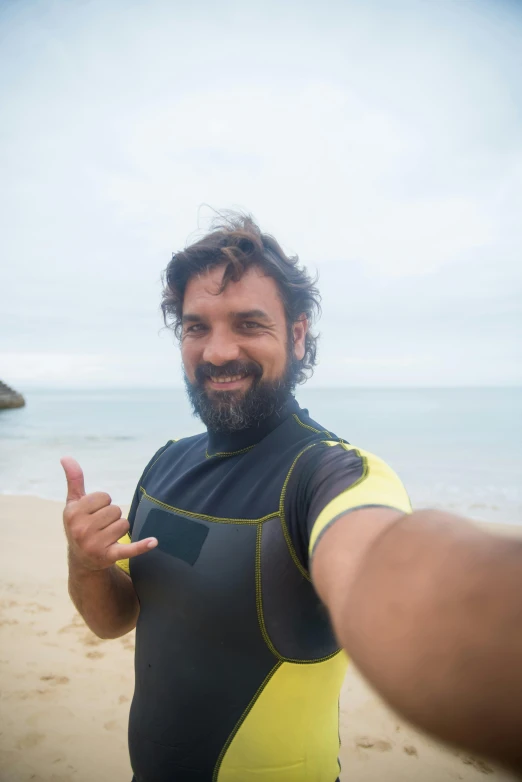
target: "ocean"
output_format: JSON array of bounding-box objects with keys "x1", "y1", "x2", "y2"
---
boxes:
[{"x1": 1, "y1": 387, "x2": 521, "y2": 525}]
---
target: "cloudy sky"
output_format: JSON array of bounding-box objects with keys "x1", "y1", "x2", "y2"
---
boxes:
[{"x1": 1, "y1": 0, "x2": 521, "y2": 388}]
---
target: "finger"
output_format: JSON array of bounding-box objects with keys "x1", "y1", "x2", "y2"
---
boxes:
[
  {"x1": 90, "y1": 502, "x2": 122, "y2": 530},
  {"x1": 61, "y1": 457, "x2": 86, "y2": 503},
  {"x1": 98, "y1": 517, "x2": 130, "y2": 542},
  {"x1": 81, "y1": 491, "x2": 112, "y2": 514},
  {"x1": 109, "y1": 538, "x2": 158, "y2": 563}
]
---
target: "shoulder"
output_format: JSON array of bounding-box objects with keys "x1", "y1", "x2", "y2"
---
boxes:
[
  {"x1": 284, "y1": 438, "x2": 365, "y2": 494},
  {"x1": 141, "y1": 434, "x2": 206, "y2": 482},
  {"x1": 140, "y1": 439, "x2": 176, "y2": 481},
  {"x1": 291, "y1": 438, "x2": 407, "y2": 485},
  {"x1": 306, "y1": 442, "x2": 412, "y2": 558},
  {"x1": 282, "y1": 438, "x2": 411, "y2": 567}
]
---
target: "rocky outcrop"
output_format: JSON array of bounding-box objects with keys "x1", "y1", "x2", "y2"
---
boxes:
[{"x1": 0, "y1": 381, "x2": 26, "y2": 409}]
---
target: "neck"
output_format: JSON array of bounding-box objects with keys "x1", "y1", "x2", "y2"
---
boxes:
[{"x1": 206, "y1": 395, "x2": 297, "y2": 456}]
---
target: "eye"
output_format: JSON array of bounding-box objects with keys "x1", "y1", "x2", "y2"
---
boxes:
[
  {"x1": 241, "y1": 321, "x2": 262, "y2": 329},
  {"x1": 186, "y1": 323, "x2": 206, "y2": 333}
]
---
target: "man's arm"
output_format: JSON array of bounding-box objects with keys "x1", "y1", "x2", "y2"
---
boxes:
[
  {"x1": 311, "y1": 506, "x2": 522, "y2": 770},
  {"x1": 68, "y1": 557, "x2": 140, "y2": 640},
  {"x1": 61, "y1": 457, "x2": 158, "y2": 639}
]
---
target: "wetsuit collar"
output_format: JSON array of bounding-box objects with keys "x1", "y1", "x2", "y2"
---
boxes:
[{"x1": 206, "y1": 395, "x2": 299, "y2": 456}]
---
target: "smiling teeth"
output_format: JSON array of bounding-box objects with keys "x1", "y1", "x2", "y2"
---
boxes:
[{"x1": 210, "y1": 374, "x2": 246, "y2": 384}]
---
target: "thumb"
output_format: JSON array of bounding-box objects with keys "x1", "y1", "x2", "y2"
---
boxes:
[{"x1": 60, "y1": 456, "x2": 86, "y2": 503}]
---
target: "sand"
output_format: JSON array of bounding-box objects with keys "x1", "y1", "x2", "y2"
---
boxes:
[{"x1": 1, "y1": 495, "x2": 521, "y2": 782}]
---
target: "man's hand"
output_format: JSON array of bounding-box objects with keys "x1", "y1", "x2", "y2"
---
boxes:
[{"x1": 61, "y1": 456, "x2": 157, "y2": 572}]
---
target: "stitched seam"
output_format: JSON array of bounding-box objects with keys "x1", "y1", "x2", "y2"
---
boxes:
[
  {"x1": 255, "y1": 524, "x2": 284, "y2": 660},
  {"x1": 142, "y1": 440, "x2": 177, "y2": 481},
  {"x1": 205, "y1": 444, "x2": 256, "y2": 459},
  {"x1": 211, "y1": 660, "x2": 283, "y2": 782},
  {"x1": 256, "y1": 525, "x2": 342, "y2": 664},
  {"x1": 289, "y1": 649, "x2": 342, "y2": 664},
  {"x1": 279, "y1": 442, "x2": 320, "y2": 581},
  {"x1": 139, "y1": 488, "x2": 278, "y2": 525},
  {"x1": 309, "y1": 450, "x2": 369, "y2": 556},
  {"x1": 346, "y1": 449, "x2": 368, "y2": 490},
  {"x1": 337, "y1": 695, "x2": 342, "y2": 772},
  {"x1": 292, "y1": 413, "x2": 332, "y2": 438},
  {"x1": 310, "y1": 504, "x2": 406, "y2": 560}
]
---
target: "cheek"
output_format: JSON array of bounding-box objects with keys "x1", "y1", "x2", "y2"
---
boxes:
[
  {"x1": 252, "y1": 341, "x2": 286, "y2": 376},
  {"x1": 181, "y1": 342, "x2": 198, "y2": 380}
]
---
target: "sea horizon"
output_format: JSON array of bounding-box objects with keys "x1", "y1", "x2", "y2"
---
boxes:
[{"x1": 1, "y1": 386, "x2": 521, "y2": 526}]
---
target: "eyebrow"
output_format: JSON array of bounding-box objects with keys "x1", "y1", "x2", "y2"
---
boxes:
[
  {"x1": 182, "y1": 309, "x2": 271, "y2": 324},
  {"x1": 233, "y1": 309, "x2": 271, "y2": 321}
]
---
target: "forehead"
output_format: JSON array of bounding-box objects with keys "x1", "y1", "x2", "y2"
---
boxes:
[{"x1": 183, "y1": 265, "x2": 285, "y2": 319}]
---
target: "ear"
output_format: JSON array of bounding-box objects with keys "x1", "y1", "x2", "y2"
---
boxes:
[{"x1": 292, "y1": 315, "x2": 308, "y2": 361}]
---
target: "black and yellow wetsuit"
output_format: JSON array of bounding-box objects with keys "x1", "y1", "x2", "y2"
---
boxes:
[{"x1": 117, "y1": 397, "x2": 410, "y2": 782}]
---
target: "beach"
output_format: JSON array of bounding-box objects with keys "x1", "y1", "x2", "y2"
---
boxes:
[{"x1": 1, "y1": 494, "x2": 520, "y2": 782}]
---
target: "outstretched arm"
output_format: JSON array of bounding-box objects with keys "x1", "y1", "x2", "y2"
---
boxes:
[{"x1": 311, "y1": 507, "x2": 522, "y2": 770}]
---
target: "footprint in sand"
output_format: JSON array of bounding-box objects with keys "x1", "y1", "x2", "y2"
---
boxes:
[
  {"x1": 460, "y1": 756, "x2": 493, "y2": 774},
  {"x1": 16, "y1": 731, "x2": 45, "y2": 749},
  {"x1": 403, "y1": 745, "x2": 418, "y2": 757},
  {"x1": 86, "y1": 650, "x2": 104, "y2": 660},
  {"x1": 23, "y1": 602, "x2": 51, "y2": 614},
  {"x1": 36, "y1": 688, "x2": 52, "y2": 697},
  {"x1": 355, "y1": 737, "x2": 392, "y2": 752},
  {"x1": 40, "y1": 675, "x2": 70, "y2": 685},
  {"x1": 82, "y1": 631, "x2": 104, "y2": 647},
  {"x1": 0, "y1": 599, "x2": 19, "y2": 609},
  {"x1": 59, "y1": 613, "x2": 87, "y2": 634},
  {"x1": 104, "y1": 720, "x2": 119, "y2": 731},
  {"x1": 118, "y1": 695, "x2": 129, "y2": 704}
]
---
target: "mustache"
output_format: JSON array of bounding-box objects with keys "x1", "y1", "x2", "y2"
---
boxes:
[{"x1": 194, "y1": 360, "x2": 263, "y2": 384}]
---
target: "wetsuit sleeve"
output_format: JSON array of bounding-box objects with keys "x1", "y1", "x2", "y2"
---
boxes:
[
  {"x1": 115, "y1": 440, "x2": 175, "y2": 575},
  {"x1": 285, "y1": 441, "x2": 411, "y2": 570},
  {"x1": 307, "y1": 442, "x2": 412, "y2": 559}
]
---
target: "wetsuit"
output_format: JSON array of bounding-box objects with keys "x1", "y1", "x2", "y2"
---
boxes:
[{"x1": 116, "y1": 397, "x2": 411, "y2": 782}]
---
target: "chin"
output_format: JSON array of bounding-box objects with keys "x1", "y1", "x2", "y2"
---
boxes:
[{"x1": 209, "y1": 387, "x2": 250, "y2": 401}]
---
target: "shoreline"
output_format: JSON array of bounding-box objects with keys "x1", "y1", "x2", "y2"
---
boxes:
[{"x1": 1, "y1": 494, "x2": 520, "y2": 781}]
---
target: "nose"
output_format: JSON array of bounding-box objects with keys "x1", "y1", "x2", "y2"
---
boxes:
[{"x1": 202, "y1": 327, "x2": 241, "y2": 366}]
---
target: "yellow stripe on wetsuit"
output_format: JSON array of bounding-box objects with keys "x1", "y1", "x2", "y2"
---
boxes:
[
  {"x1": 116, "y1": 533, "x2": 131, "y2": 574},
  {"x1": 308, "y1": 442, "x2": 412, "y2": 559}
]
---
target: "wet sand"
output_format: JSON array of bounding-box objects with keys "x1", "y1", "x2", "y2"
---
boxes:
[{"x1": 0, "y1": 495, "x2": 520, "y2": 781}]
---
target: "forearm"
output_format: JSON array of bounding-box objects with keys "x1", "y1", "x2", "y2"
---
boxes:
[
  {"x1": 68, "y1": 552, "x2": 140, "y2": 639},
  {"x1": 331, "y1": 511, "x2": 522, "y2": 767}
]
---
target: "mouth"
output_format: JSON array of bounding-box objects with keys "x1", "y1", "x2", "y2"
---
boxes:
[{"x1": 206, "y1": 373, "x2": 253, "y2": 391}]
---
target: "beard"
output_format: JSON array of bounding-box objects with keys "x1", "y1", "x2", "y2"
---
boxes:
[{"x1": 184, "y1": 349, "x2": 300, "y2": 433}]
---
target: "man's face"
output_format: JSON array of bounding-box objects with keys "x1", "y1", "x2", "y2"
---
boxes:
[{"x1": 181, "y1": 265, "x2": 307, "y2": 431}]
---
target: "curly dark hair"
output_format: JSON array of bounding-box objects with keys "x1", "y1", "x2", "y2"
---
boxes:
[{"x1": 161, "y1": 212, "x2": 321, "y2": 384}]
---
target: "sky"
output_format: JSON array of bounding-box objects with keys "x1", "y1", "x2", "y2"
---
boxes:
[{"x1": 1, "y1": 0, "x2": 521, "y2": 388}]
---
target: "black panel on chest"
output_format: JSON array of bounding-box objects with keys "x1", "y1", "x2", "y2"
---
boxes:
[{"x1": 131, "y1": 497, "x2": 258, "y2": 626}]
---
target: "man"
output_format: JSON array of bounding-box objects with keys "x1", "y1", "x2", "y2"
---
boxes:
[{"x1": 62, "y1": 215, "x2": 522, "y2": 781}]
